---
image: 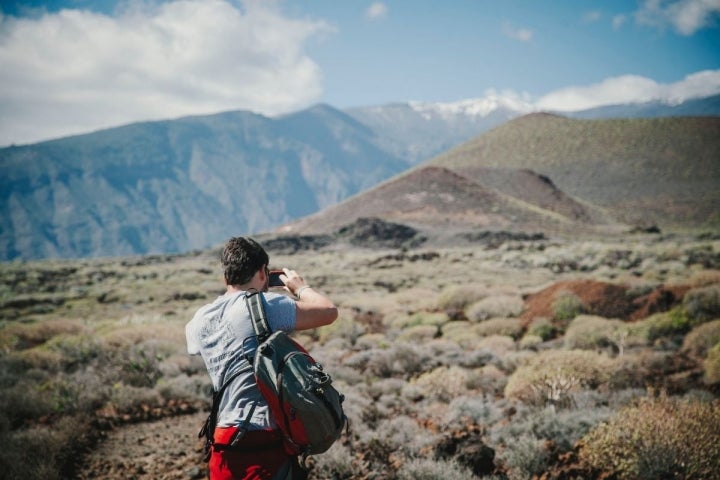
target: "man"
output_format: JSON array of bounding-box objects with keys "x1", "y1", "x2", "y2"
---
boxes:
[{"x1": 186, "y1": 237, "x2": 338, "y2": 480}]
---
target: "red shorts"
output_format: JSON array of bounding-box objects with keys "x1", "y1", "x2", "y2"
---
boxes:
[{"x1": 209, "y1": 427, "x2": 294, "y2": 480}]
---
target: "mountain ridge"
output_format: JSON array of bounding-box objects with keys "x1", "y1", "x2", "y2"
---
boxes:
[{"x1": 2, "y1": 95, "x2": 719, "y2": 260}]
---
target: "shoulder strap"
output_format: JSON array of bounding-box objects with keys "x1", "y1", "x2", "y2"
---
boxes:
[
  {"x1": 246, "y1": 290, "x2": 272, "y2": 342},
  {"x1": 198, "y1": 365, "x2": 250, "y2": 460}
]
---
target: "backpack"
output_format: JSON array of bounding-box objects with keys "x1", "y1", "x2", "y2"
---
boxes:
[{"x1": 199, "y1": 290, "x2": 347, "y2": 463}]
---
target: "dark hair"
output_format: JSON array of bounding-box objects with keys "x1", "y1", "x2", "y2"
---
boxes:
[{"x1": 221, "y1": 237, "x2": 269, "y2": 286}]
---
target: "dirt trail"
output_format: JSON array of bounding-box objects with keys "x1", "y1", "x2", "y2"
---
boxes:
[{"x1": 77, "y1": 412, "x2": 208, "y2": 480}]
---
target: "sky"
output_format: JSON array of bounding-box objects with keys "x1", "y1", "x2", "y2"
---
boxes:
[{"x1": 0, "y1": 0, "x2": 719, "y2": 146}]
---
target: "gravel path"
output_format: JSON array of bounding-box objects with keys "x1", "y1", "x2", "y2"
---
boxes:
[{"x1": 76, "y1": 412, "x2": 209, "y2": 480}]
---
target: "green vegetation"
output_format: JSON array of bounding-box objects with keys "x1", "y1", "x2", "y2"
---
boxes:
[{"x1": 1, "y1": 234, "x2": 719, "y2": 479}]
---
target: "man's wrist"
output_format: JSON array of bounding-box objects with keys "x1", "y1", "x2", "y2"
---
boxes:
[{"x1": 295, "y1": 285, "x2": 311, "y2": 300}]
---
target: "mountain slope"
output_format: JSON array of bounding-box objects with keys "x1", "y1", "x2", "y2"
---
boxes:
[
  {"x1": 0, "y1": 106, "x2": 407, "y2": 260},
  {"x1": 282, "y1": 165, "x2": 602, "y2": 237},
  {"x1": 430, "y1": 114, "x2": 720, "y2": 228},
  {"x1": 282, "y1": 114, "x2": 719, "y2": 238}
]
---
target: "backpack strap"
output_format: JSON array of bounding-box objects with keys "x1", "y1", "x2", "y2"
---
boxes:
[
  {"x1": 198, "y1": 366, "x2": 250, "y2": 460},
  {"x1": 246, "y1": 290, "x2": 272, "y2": 342}
]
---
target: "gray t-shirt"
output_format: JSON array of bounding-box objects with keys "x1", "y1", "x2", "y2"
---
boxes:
[{"x1": 186, "y1": 290, "x2": 296, "y2": 429}]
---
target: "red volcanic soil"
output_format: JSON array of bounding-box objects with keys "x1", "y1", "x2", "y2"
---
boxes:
[{"x1": 521, "y1": 279, "x2": 690, "y2": 326}]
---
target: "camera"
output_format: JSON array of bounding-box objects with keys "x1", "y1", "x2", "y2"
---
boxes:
[{"x1": 268, "y1": 270, "x2": 285, "y2": 287}]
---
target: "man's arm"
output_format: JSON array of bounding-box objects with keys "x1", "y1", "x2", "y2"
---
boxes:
[{"x1": 280, "y1": 269, "x2": 338, "y2": 331}]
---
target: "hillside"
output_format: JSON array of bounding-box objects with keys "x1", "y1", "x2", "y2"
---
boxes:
[
  {"x1": 283, "y1": 165, "x2": 607, "y2": 239},
  {"x1": 0, "y1": 105, "x2": 407, "y2": 260},
  {"x1": 2, "y1": 97, "x2": 719, "y2": 261},
  {"x1": 281, "y1": 114, "x2": 718, "y2": 239},
  {"x1": 430, "y1": 114, "x2": 720, "y2": 229}
]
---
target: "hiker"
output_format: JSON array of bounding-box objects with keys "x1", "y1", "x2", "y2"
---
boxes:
[{"x1": 186, "y1": 236, "x2": 338, "y2": 480}]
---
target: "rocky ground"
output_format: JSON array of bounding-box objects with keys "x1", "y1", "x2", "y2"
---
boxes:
[{"x1": 76, "y1": 412, "x2": 208, "y2": 480}]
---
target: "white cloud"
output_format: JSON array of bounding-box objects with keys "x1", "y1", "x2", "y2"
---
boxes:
[
  {"x1": 502, "y1": 22, "x2": 533, "y2": 42},
  {"x1": 365, "y1": 2, "x2": 388, "y2": 20},
  {"x1": 0, "y1": 0, "x2": 332, "y2": 146},
  {"x1": 583, "y1": 10, "x2": 603, "y2": 23},
  {"x1": 636, "y1": 0, "x2": 720, "y2": 35},
  {"x1": 535, "y1": 70, "x2": 720, "y2": 111},
  {"x1": 612, "y1": 14, "x2": 627, "y2": 29}
]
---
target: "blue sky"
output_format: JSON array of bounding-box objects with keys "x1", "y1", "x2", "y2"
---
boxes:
[{"x1": 1, "y1": 0, "x2": 719, "y2": 146}]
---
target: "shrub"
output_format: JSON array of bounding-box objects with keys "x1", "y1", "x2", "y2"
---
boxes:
[
  {"x1": 682, "y1": 319, "x2": 720, "y2": 357},
  {"x1": 437, "y1": 284, "x2": 488, "y2": 311},
  {"x1": 579, "y1": 395, "x2": 720, "y2": 480},
  {"x1": 492, "y1": 404, "x2": 613, "y2": 453},
  {"x1": 498, "y1": 434, "x2": 550, "y2": 480},
  {"x1": 466, "y1": 295, "x2": 524, "y2": 322},
  {"x1": 441, "y1": 321, "x2": 482, "y2": 347},
  {"x1": 552, "y1": 291, "x2": 585, "y2": 322},
  {"x1": 474, "y1": 317, "x2": 523, "y2": 339},
  {"x1": 444, "y1": 395, "x2": 504, "y2": 426},
  {"x1": 310, "y1": 442, "x2": 356, "y2": 479},
  {"x1": 412, "y1": 366, "x2": 468, "y2": 402},
  {"x1": 504, "y1": 350, "x2": 615, "y2": 406},
  {"x1": 683, "y1": 285, "x2": 720, "y2": 323},
  {"x1": 0, "y1": 415, "x2": 90, "y2": 480},
  {"x1": 526, "y1": 317, "x2": 555, "y2": 341},
  {"x1": 519, "y1": 334, "x2": 543, "y2": 349},
  {"x1": 396, "y1": 457, "x2": 476, "y2": 480},
  {"x1": 388, "y1": 311, "x2": 448, "y2": 330},
  {"x1": 0, "y1": 319, "x2": 85, "y2": 351},
  {"x1": 466, "y1": 364, "x2": 508, "y2": 395},
  {"x1": 317, "y1": 313, "x2": 366, "y2": 345},
  {"x1": 564, "y1": 315, "x2": 626, "y2": 351},
  {"x1": 705, "y1": 342, "x2": 720, "y2": 384},
  {"x1": 476, "y1": 335, "x2": 516, "y2": 358},
  {"x1": 636, "y1": 308, "x2": 691, "y2": 342},
  {"x1": 397, "y1": 325, "x2": 438, "y2": 342},
  {"x1": 611, "y1": 351, "x2": 674, "y2": 390}
]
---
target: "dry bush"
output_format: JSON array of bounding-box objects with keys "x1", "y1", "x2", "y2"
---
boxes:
[
  {"x1": 493, "y1": 403, "x2": 613, "y2": 454},
  {"x1": 564, "y1": 315, "x2": 627, "y2": 351},
  {"x1": 354, "y1": 333, "x2": 389, "y2": 350},
  {"x1": 504, "y1": 350, "x2": 615, "y2": 405},
  {"x1": 444, "y1": 394, "x2": 505, "y2": 426},
  {"x1": 441, "y1": 321, "x2": 482, "y2": 347},
  {"x1": 687, "y1": 269, "x2": 720, "y2": 287},
  {"x1": 705, "y1": 343, "x2": 720, "y2": 384},
  {"x1": 526, "y1": 316, "x2": 555, "y2": 341},
  {"x1": 474, "y1": 317, "x2": 523, "y2": 339},
  {"x1": 412, "y1": 366, "x2": 469, "y2": 402},
  {"x1": 397, "y1": 324, "x2": 438, "y2": 342},
  {"x1": 396, "y1": 457, "x2": 476, "y2": 480},
  {"x1": 683, "y1": 284, "x2": 720, "y2": 323},
  {"x1": 519, "y1": 334, "x2": 543, "y2": 349},
  {"x1": 0, "y1": 319, "x2": 85, "y2": 351},
  {"x1": 437, "y1": 284, "x2": 489, "y2": 312},
  {"x1": 0, "y1": 415, "x2": 90, "y2": 480},
  {"x1": 310, "y1": 442, "x2": 355, "y2": 480},
  {"x1": 611, "y1": 350, "x2": 675, "y2": 390},
  {"x1": 390, "y1": 287, "x2": 439, "y2": 310},
  {"x1": 477, "y1": 335, "x2": 516, "y2": 358},
  {"x1": 498, "y1": 434, "x2": 550, "y2": 480},
  {"x1": 346, "y1": 342, "x2": 431, "y2": 379},
  {"x1": 45, "y1": 332, "x2": 105, "y2": 369},
  {"x1": 466, "y1": 295, "x2": 524, "y2": 322},
  {"x1": 466, "y1": 364, "x2": 508, "y2": 395},
  {"x1": 317, "y1": 312, "x2": 366, "y2": 345},
  {"x1": 681, "y1": 318, "x2": 720, "y2": 357},
  {"x1": 579, "y1": 394, "x2": 720, "y2": 480},
  {"x1": 388, "y1": 311, "x2": 447, "y2": 330}
]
